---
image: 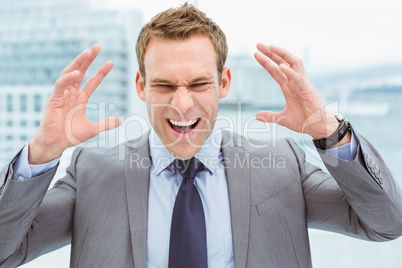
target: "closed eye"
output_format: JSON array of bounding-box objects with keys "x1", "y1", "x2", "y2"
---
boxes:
[
  {"x1": 152, "y1": 84, "x2": 175, "y2": 92},
  {"x1": 192, "y1": 83, "x2": 209, "y2": 87},
  {"x1": 189, "y1": 82, "x2": 214, "y2": 91},
  {"x1": 155, "y1": 84, "x2": 174, "y2": 88}
]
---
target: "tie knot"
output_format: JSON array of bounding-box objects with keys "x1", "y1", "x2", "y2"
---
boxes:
[{"x1": 173, "y1": 157, "x2": 205, "y2": 179}]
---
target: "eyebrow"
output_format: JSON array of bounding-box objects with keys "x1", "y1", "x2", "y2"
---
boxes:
[
  {"x1": 150, "y1": 78, "x2": 172, "y2": 84},
  {"x1": 150, "y1": 76, "x2": 214, "y2": 85},
  {"x1": 190, "y1": 76, "x2": 214, "y2": 83}
]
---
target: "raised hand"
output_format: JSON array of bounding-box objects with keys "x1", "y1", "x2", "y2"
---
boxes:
[
  {"x1": 28, "y1": 45, "x2": 121, "y2": 164},
  {"x1": 254, "y1": 43, "x2": 346, "y2": 143}
]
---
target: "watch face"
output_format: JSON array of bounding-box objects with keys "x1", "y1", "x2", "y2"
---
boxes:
[{"x1": 334, "y1": 113, "x2": 347, "y2": 122}]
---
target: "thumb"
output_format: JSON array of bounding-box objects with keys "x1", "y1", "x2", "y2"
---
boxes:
[
  {"x1": 95, "y1": 117, "x2": 122, "y2": 134},
  {"x1": 255, "y1": 110, "x2": 285, "y2": 125}
]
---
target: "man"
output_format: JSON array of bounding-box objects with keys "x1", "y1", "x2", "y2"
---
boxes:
[{"x1": 1, "y1": 3, "x2": 402, "y2": 268}]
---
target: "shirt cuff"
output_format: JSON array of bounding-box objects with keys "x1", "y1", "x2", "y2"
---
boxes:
[
  {"x1": 325, "y1": 131, "x2": 357, "y2": 161},
  {"x1": 12, "y1": 142, "x2": 60, "y2": 181}
]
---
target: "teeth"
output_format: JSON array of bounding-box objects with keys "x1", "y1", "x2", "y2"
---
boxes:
[{"x1": 169, "y1": 118, "x2": 198, "y2": 127}]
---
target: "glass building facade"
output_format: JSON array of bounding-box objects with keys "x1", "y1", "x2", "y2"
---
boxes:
[{"x1": 0, "y1": 0, "x2": 143, "y2": 166}]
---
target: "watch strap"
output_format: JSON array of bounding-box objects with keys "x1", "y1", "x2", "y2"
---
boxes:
[{"x1": 313, "y1": 114, "x2": 351, "y2": 150}]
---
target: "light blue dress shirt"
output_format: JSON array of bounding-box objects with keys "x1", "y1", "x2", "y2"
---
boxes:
[
  {"x1": 147, "y1": 125, "x2": 234, "y2": 267},
  {"x1": 12, "y1": 145, "x2": 60, "y2": 181},
  {"x1": 11, "y1": 127, "x2": 357, "y2": 268}
]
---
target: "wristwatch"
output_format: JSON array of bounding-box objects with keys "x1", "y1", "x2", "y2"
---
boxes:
[{"x1": 313, "y1": 114, "x2": 351, "y2": 150}]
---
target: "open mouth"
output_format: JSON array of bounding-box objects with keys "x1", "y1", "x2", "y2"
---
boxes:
[{"x1": 168, "y1": 118, "x2": 200, "y2": 134}]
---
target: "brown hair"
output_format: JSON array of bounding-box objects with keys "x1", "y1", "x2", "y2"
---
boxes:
[{"x1": 135, "y1": 3, "x2": 228, "y2": 81}]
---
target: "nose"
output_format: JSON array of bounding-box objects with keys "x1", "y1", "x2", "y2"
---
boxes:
[{"x1": 171, "y1": 86, "x2": 194, "y2": 115}]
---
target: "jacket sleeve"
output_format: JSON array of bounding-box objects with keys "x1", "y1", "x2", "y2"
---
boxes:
[
  {"x1": 0, "y1": 148, "x2": 81, "y2": 267},
  {"x1": 289, "y1": 128, "x2": 402, "y2": 241}
]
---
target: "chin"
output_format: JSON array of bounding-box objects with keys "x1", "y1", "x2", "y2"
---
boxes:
[{"x1": 169, "y1": 145, "x2": 201, "y2": 160}]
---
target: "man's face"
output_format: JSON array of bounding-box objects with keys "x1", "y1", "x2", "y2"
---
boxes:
[{"x1": 136, "y1": 35, "x2": 231, "y2": 159}]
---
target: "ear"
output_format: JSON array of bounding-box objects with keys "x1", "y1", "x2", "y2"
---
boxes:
[
  {"x1": 219, "y1": 67, "x2": 231, "y2": 99},
  {"x1": 136, "y1": 71, "x2": 146, "y2": 102}
]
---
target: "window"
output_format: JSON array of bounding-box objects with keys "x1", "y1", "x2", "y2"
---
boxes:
[
  {"x1": 6, "y1": 94, "x2": 12, "y2": 112},
  {"x1": 20, "y1": 95, "x2": 27, "y2": 112},
  {"x1": 34, "y1": 94, "x2": 41, "y2": 112}
]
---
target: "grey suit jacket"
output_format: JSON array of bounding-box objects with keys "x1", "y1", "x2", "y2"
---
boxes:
[{"x1": 1, "y1": 130, "x2": 402, "y2": 267}]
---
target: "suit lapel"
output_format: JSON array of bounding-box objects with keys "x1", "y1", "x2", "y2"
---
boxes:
[
  {"x1": 122, "y1": 131, "x2": 251, "y2": 267},
  {"x1": 124, "y1": 134, "x2": 151, "y2": 268},
  {"x1": 222, "y1": 131, "x2": 251, "y2": 268}
]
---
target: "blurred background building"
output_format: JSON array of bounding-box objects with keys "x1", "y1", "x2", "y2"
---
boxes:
[{"x1": 0, "y1": 0, "x2": 143, "y2": 166}]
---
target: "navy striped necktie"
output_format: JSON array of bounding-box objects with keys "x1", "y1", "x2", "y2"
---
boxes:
[{"x1": 169, "y1": 157, "x2": 208, "y2": 268}]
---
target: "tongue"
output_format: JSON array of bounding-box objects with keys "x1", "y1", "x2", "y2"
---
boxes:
[{"x1": 172, "y1": 125, "x2": 193, "y2": 134}]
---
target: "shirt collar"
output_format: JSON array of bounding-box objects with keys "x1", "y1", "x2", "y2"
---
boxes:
[{"x1": 149, "y1": 124, "x2": 222, "y2": 176}]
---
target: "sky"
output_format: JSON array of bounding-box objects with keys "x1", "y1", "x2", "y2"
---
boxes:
[{"x1": 105, "y1": 0, "x2": 402, "y2": 74}]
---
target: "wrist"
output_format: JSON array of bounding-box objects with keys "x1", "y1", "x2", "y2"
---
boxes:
[
  {"x1": 312, "y1": 114, "x2": 351, "y2": 150},
  {"x1": 28, "y1": 136, "x2": 64, "y2": 165},
  {"x1": 334, "y1": 131, "x2": 352, "y2": 148},
  {"x1": 310, "y1": 115, "x2": 339, "y2": 140}
]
